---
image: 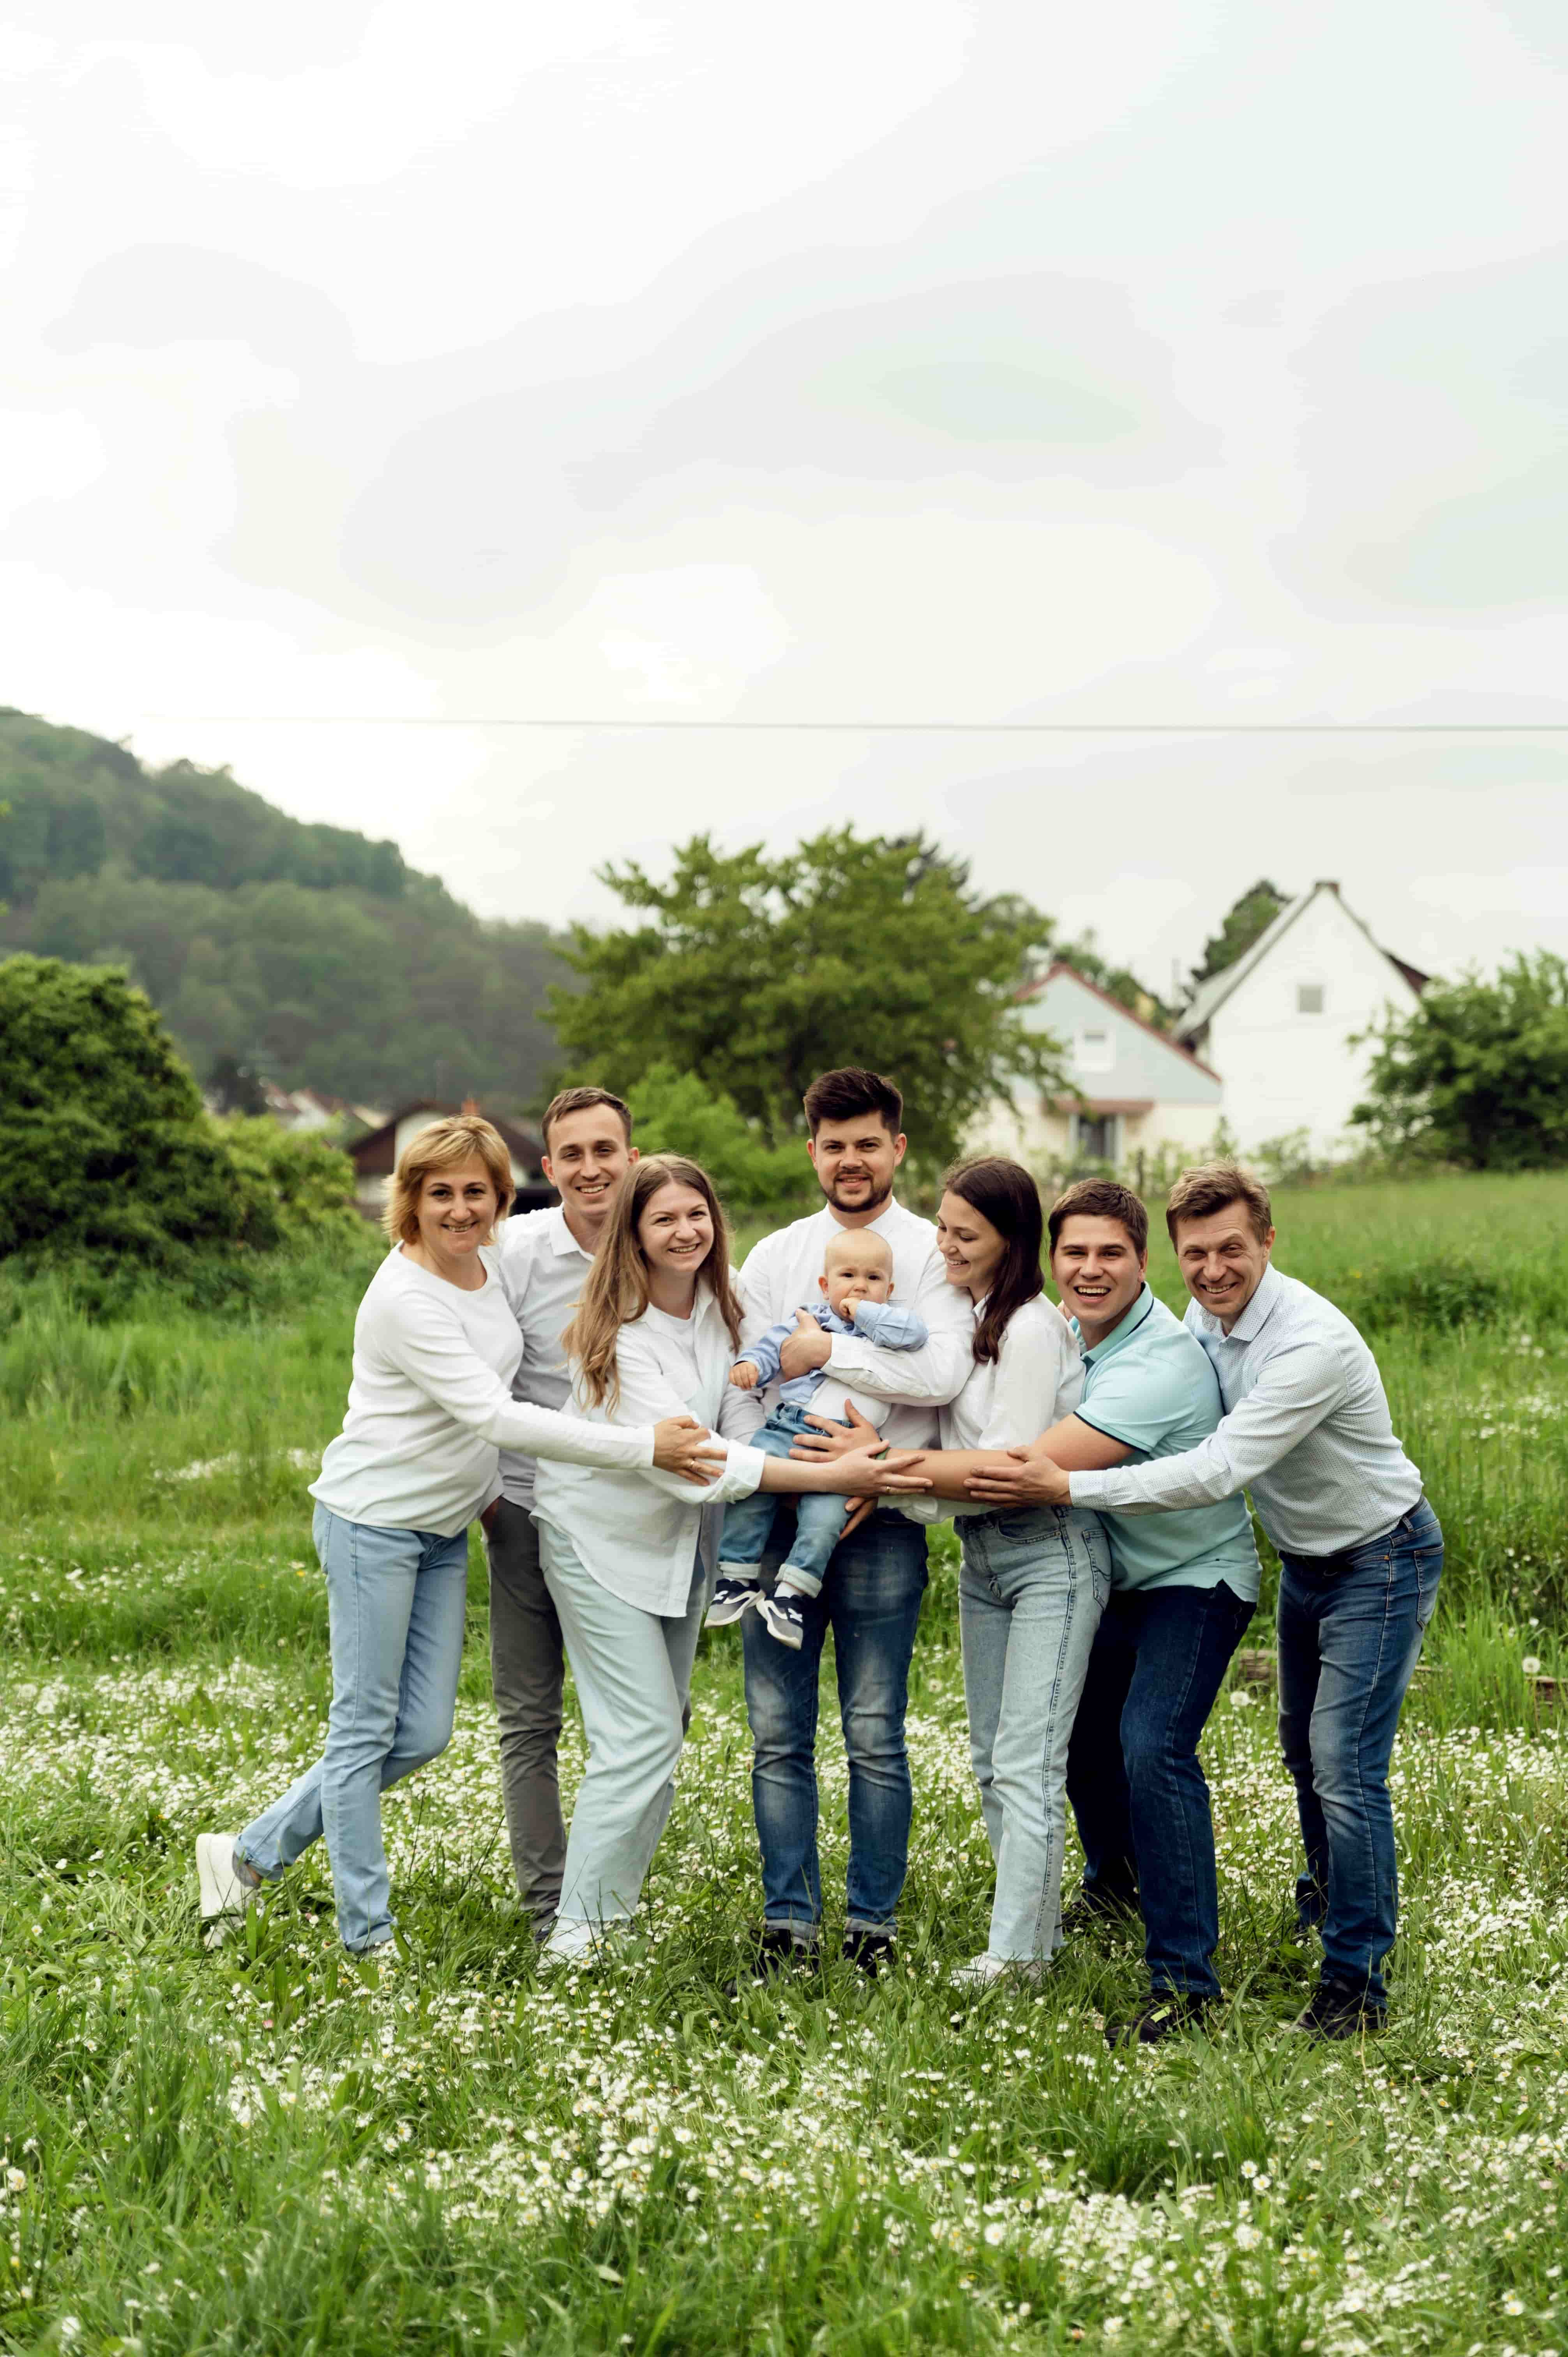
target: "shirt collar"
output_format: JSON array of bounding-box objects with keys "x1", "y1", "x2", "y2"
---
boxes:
[
  {"x1": 549, "y1": 1204, "x2": 593, "y2": 1260},
  {"x1": 1225, "y1": 1260, "x2": 1283, "y2": 1344},
  {"x1": 1074, "y1": 1282, "x2": 1157, "y2": 1366}
]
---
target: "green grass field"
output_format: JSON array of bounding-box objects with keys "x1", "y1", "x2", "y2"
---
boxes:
[{"x1": 2, "y1": 1173, "x2": 1566, "y2": 2354}]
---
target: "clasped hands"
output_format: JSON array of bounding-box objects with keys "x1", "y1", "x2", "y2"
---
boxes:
[{"x1": 787, "y1": 1401, "x2": 1073, "y2": 1507}]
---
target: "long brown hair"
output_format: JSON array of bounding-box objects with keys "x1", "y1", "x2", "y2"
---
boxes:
[
  {"x1": 562, "y1": 1154, "x2": 743, "y2": 1410},
  {"x1": 941, "y1": 1156, "x2": 1045, "y2": 1367}
]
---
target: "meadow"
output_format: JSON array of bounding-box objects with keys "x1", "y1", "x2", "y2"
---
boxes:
[{"x1": 1, "y1": 1171, "x2": 1566, "y2": 2355}]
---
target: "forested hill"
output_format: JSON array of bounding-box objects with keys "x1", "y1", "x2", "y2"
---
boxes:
[{"x1": 0, "y1": 709, "x2": 570, "y2": 1111}]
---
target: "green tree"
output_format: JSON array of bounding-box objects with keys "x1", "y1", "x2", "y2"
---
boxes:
[
  {"x1": 1190, "y1": 879, "x2": 1289, "y2": 988},
  {"x1": 627, "y1": 1065, "x2": 813, "y2": 1220},
  {"x1": 549, "y1": 828, "x2": 1063, "y2": 1164},
  {"x1": 0, "y1": 955, "x2": 238, "y2": 1265},
  {"x1": 1352, "y1": 953, "x2": 1568, "y2": 1170},
  {"x1": 217, "y1": 1117, "x2": 365, "y2": 1249}
]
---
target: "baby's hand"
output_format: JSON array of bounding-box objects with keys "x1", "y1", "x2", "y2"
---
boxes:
[{"x1": 729, "y1": 1361, "x2": 761, "y2": 1391}]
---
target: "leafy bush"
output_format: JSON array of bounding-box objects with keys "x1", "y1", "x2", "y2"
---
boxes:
[
  {"x1": 627, "y1": 1064, "x2": 814, "y2": 1220},
  {"x1": 217, "y1": 1117, "x2": 364, "y2": 1251},
  {"x1": 0, "y1": 954, "x2": 238, "y2": 1268},
  {"x1": 1354, "y1": 952, "x2": 1568, "y2": 1170}
]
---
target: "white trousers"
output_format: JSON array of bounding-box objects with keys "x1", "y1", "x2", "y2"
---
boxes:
[{"x1": 536, "y1": 1521, "x2": 707, "y2": 1938}]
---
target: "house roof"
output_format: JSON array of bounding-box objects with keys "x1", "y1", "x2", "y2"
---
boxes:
[
  {"x1": 1021, "y1": 961, "x2": 1223, "y2": 1085},
  {"x1": 349, "y1": 1102, "x2": 546, "y2": 1176},
  {"x1": 1174, "y1": 882, "x2": 1428, "y2": 1041}
]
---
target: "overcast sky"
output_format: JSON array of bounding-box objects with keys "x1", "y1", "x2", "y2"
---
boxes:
[{"x1": 4, "y1": 1, "x2": 1565, "y2": 988}]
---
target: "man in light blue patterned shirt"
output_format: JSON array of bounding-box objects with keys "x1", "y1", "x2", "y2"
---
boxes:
[{"x1": 969, "y1": 1163, "x2": 1444, "y2": 2041}]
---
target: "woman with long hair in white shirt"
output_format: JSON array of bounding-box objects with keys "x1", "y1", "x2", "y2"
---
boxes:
[
  {"x1": 532, "y1": 1153, "x2": 924, "y2": 1967},
  {"x1": 194, "y1": 1116, "x2": 722, "y2": 1956},
  {"x1": 842, "y1": 1156, "x2": 1111, "y2": 1986}
]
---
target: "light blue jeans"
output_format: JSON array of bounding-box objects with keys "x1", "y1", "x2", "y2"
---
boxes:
[
  {"x1": 537, "y1": 1520, "x2": 708, "y2": 1936},
  {"x1": 236, "y1": 1504, "x2": 470, "y2": 1951},
  {"x1": 960, "y1": 1504, "x2": 1112, "y2": 1964}
]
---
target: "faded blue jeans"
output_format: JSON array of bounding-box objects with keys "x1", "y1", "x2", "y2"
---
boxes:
[
  {"x1": 237, "y1": 1504, "x2": 470, "y2": 1952},
  {"x1": 1277, "y1": 1496, "x2": 1444, "y2": 2007},
  {"x1": 742, "y1": 1507, "x2": 928, "y2": 1936},
  {"x1": 960, "y1": 1505, "x2": 1112, "y2": 1964},
  {"x1": 717, "y1": 1403, "x2": 854, "y2": 1599}
]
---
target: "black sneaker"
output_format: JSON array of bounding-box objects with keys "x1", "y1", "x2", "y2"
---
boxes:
[
  {"x1": 1060, "y1": 1889, "x2": 1140, "y2": 1941},
  {"x1": 706, "y1": 1575, "x2": 761, "y2": 1627},
  {"x1": 1285, "y1": 1975, "x2": 1387, "y2": 2041},
  {"x1": 722, "y1": 1926, "x2": 818, "y2": 1997},
  {"x1": 1107, "y1": 1990, "x2": 1215, "y2": 2048},
  {"x1": 841, "y1": 1927, "x2": 896, "y2": 1980},
  {"x1": 758, "y1": 1590, "x2": 808, "y2": 1650}
]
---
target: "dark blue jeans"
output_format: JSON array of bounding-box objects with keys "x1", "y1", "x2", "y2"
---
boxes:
[
  {"x1": 1065, "y1": 1580, "x2": 1254, "y2": 1999},
  {"x1": 742, "y1": 1507, "x2": 928, "y2": 1936},
  {"x1": 1277, "y1": 1496, "x2": 1443, "y2": 2007}
]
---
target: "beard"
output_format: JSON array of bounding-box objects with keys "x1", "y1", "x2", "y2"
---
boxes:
[{"x1": 823, "y1": 1170, "x2": 894, "y2": 1216}]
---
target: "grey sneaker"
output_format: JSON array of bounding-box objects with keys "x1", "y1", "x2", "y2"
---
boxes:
[
  {"x1": 758, "y1": 1590, "x2": 808, "y2": 1649},
  {"x1": 706, "y1": 1575, "x2": 761, "y2": 1627}
]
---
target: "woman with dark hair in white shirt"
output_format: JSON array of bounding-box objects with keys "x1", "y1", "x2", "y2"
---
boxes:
[
  {"x1": 878, "y1": 1157, "x2": 1111, "y2": 1986},
  {"x1": 533, "y1": 1153, "x2": 925, "y2": 1967},
  {"x1": 194, "y1": 1116, "x2": 722, "y2": 1956}
]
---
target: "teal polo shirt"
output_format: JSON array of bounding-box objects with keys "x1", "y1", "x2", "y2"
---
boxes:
[{"x1": 1072, "y1": 1286, "x2": 1260, "y2": 1599}]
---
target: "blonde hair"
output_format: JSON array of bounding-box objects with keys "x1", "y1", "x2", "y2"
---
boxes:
[
  {"x1": 563, "y1": 1154, "x2": 742, "y2": 1411},
  {"x1": 383, "y1": 1115, "x2": 514, "y2": 1246}
]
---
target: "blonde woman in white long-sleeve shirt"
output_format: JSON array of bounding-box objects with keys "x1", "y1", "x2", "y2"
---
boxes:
[
  {"x1": 194, "y1": 1118, "x2": 723, "y2": 1956},
  {"x1": 532, "y1": 1154, "x2": 926, "y2": 1966}
]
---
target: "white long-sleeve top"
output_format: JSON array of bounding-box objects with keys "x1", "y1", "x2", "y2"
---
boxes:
[
  {"x1": 532, "y1": 1279, "x2": 769, "y2": 1615},
  {"x1": 737, "y1": 1200, "x2": 971, "y2": 1450},
  {"x1": 310, "y1": 1246, "x2": 656, "y2": 1539},
  {"x1": 904, "y1": 1290, "x2": 1087, "y2": 1524}
]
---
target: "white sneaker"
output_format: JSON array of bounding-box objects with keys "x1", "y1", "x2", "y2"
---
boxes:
[
  {"x1": 951, "y1": 1952, "x2": 1042, "y2": 1990},
  {"x1": 195, "y1": 1833, "x2": 256, "y2": 1932},
  {"x1": 540, "y1": 1917, "x2": 625, "y2": 1971}
]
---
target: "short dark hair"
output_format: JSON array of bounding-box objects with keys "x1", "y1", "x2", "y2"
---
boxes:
[
  {"x1": 541, "y1": 1086, "x2": 633, "y2": 1149},
  {"x1": 1165, "y1": 1163, "x2": 1273, "y2": 1246},
  {"x1": 802, "y1": 1067, "x2": 903, "y2": 1138},
  {"x1": 1047, "y1": 1177, "x2": 1149, "y2": 1258},
  {"x1": 941, "y1": 1157, "x2": 1044, "y2": 1367}
]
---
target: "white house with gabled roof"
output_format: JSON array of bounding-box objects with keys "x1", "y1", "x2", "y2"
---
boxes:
[
  {"x1": 1173, "y1": 880, "x2": 1427, "y2": 1157},
  {"x1": 971, "y1": 961, "x2": 1224, "y2": 1177}
]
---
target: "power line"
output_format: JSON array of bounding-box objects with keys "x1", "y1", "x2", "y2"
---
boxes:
[{"x1": 131, "y1": 716, "x2": 1568, "y2": 733}]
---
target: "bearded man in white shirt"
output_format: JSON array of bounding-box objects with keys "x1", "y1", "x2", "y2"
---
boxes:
[
  {"x1": 487, "y1": 1086, "x2": 639, "y2": 1935},
  {"x1": 735, "y1": 1067, "x2": 972, "y2": 1978},
  {"x1": 971, "y1": 1161, "x2": 1444, "y2": 2039}
]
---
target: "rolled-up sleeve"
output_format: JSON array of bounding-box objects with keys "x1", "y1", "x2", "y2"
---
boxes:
[{"x1": 1071, "y1": 1339, "x2": 1349, "y2": 1516}]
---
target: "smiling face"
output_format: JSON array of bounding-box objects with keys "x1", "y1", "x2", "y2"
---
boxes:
[
  {"x1": 1049, "y1": 1213, "x2": 1147, "y2": 1342},
  {"x1": 413, "y1": 1156, "x2": 503, "y2": 1262},
  {"x1": 1172, "y1": 1203, "x2": 1275, "y2": 1328},
  {"x1": 936, "y1": 1189, "x2": 1008, "y2": 1303},
  {"x1": 635, "y1": 1178, "x2": 715, "y2": 1282},
  {"x1": 542, "y1": 1103, "x2": 637, "y2": 1232},
  {"x1": 807, "y1": 1113, "x2": 906, "y2": 1221}
]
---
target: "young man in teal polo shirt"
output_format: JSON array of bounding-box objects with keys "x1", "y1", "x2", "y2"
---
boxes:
[{"x1": 966, "y1": 1177, "x2": 1259, "y2": 2045}]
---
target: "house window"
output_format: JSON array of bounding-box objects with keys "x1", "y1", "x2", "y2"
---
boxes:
[
  {"x1": 1297, "y1": 983, "x2": 1325, "y2": 1015},
  {"x1": 1074, "y1": 1028, "x2": 1114, "y2": 1073},
  {"x1": 1075, "y1": 1114, "x2": 1117, "y2": 1163}
]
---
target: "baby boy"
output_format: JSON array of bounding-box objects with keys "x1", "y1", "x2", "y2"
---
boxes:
[{"x1": 706, "y1": 1230, "x2": 928, "y2": 1649}]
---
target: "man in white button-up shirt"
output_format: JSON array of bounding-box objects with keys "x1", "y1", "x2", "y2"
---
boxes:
[
  {"x1": 978, "y1": 1163, "x2": 1444, "y2": 2038},
  {"x1": 489, "y1": 1087, "x2": 639, "y2": 1934},
  {"x1": 735, "y1": 1067, "x2": 971, "y2": 1978}
]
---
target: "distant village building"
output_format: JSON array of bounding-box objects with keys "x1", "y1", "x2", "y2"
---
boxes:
[
  {"x1": 348, "y1": 1101, "x2": 550, "y2": 1221},
  {"x1": 1174, "y1": 882, "x2": 1427, "y2": 1158},
  {"x1": 971, "y1": 963, "x2": 1223, "y2": 1177},
  {"x1": 258, "y1": 1082, "x2": 388, "y2": 1134}
]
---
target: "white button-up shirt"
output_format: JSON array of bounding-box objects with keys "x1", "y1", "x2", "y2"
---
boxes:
[
  {"x1": 904, "y1": 1290, "x2": 1087, "y2": 1526},
  {"x1": 531, "y1": 1280, "x2": 768, "y2": 1616},
  {"x1": 1070, "y1": 1263, "x2": 1423, "y2": 1555},
  {"x1": 738, "y1": 1199, "x2": 971, "y2": 1451},
  {"x1": 493, "y1": 1204, "x2": 595, "y2": 1509}
]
